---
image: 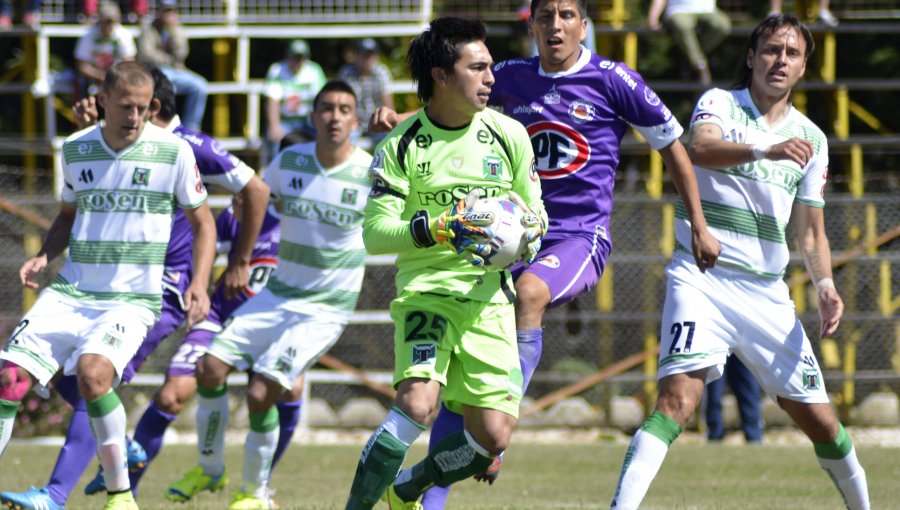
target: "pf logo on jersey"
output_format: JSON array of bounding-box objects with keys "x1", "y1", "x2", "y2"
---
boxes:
[
  {"x1": 527, "y1": 120, "x2": 590, "y2": 179},
  {"x1": 244, "y1": 256, "x2": 278, "y2": 297}
]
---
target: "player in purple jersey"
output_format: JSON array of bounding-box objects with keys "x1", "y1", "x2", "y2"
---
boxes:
[
  {"x1": 366, "y1": 0, "x2": 719, "y2": 507},
  {"x1": 0, "y1": 69, "x2": 271, "y2": 510}
]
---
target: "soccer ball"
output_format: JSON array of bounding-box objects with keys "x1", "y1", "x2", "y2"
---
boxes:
[{"x1": 462, "y1": 196, "x2": 528, "y2": 270}]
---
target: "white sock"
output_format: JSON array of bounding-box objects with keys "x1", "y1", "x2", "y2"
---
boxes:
[
  {"x1": 88, "y1": 392, "x2": 129, "y2": 492},
  {"x1": 196, "y1": 390, "x2": 230, "y2": 477},
  {"x1": 610, "y1": 429, "x2": 671, "y2": 510},
  {"x1": 243, "y1": 428, "x2": 278, "y2": 498},
  {"x1": 0, "y1": 415, "x2": 15, "y2": 458},
  {"x1": 0, "y1": 399, "x2": 20, "y2": 458},
  {"x1": 818, "y1": 446, "x2": 870, "y2": 510}
]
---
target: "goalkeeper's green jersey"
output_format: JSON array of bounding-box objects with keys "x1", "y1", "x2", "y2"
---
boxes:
[{"x1": 364, "y1": 107, "x2": 544, "y2": 303}]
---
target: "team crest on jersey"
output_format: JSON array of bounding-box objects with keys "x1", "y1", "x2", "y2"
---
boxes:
[
  {"x1": 527, "y1": 120, "x2": 590, "y2": 179},
  {"x1": 141, "y1": 143, "x2": 158, "y2": 157},
  {"x1": 537, "y1": 254, "x2": 561, "y2": 268},
  {"x1": 342, "y1": 188, "x2": 359, "y2": 205},
  {"x1": 132, "y1": 167, "x2": 151, "y2": 185},
  {"x1": 802, "y1": 368, "x2": 821, "y2": 390},
  {"x1": 412, "y1": 344, "x2": 436, "y2": 365},
  {"x1": 451, "y1": 157, "x2": 464, "y2": 170},
  {"x1": 483, "y1": 156, "x2": 503, "y2": 180},
  {"x1": 543, "y1": 85, "x2": 560, "y2": 105},
  {"x1": 568, "y1": 99, "x2": 595, "y2": 124},
  {"x1": 644, "y1": 86, "x2": 661, "y2": 106}
]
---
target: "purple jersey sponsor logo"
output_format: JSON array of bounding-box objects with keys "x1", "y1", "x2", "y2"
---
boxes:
[
  {"x1": 245, "y1": 256, "x2": 278, "y2": 297},
  {"x1": 536, "y1": 254, "x2": 561, "y2": 268},
  {"x1": 644, "y1": 86, "x2": 661, "y2": 106},
  {"x1": 567, "y1": 99, "x2": 596, "y2": 124},
  {"x1": 527, "y1": 120, "x2": 590, "y2": 179}
]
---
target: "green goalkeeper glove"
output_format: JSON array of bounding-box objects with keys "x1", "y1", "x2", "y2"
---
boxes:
[
  {"x1": 508, "y1": 190, "x2": 544, "y2": 266},
  {"x1": 409, "y1": 189, "x2": 495, "y2": 266}
]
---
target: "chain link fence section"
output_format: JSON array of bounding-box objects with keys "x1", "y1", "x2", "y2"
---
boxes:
[{"x1": 1, "y1": 178, "x2": 899, "y2": 426}]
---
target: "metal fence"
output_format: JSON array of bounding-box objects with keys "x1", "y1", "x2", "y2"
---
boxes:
[
  {"x1": 2, "y1": 160, "x2": 898, "y2": 425},
  {"x1": 31, "y1": 0, "x2": 900, "y2": 24}
]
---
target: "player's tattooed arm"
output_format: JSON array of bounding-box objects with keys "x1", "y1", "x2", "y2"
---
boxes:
[{"x1": 794, "y1": 202, "x2": 842, "y2": 337}]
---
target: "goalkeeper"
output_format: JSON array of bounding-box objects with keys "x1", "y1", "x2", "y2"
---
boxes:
[{"x1": 344, "y1": 16, "x2": 546, "y2": 510}]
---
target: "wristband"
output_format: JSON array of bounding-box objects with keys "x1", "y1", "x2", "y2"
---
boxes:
[
  {"x1": 815, "y1": 277, "x2": 835, "y2": 296},
  {"x1": 410, "y1": 210, "x2": 436, "y2": 248},
  {"x1": 750, "y1": 144, "x2": 769, "y2": 161}
]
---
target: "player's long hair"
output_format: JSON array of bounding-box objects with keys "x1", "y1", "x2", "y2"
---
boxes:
[
  {"x1": 731, "y1": 13, "x2": 815, "y2": 90},
  {"x1": 529, "y1": 0, "x2": 587, "y2": 20},
  {"x1": 407, "y1": 17, "x2": 487, "y2": 102}
]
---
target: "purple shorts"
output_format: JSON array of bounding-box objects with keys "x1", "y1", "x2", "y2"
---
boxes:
[
  {"x1": 166, "y1": 328, "x2": 216, "y2": 377},
  {"x1": 510, "y1": 227, "x2": 611, "y2": 308},
  {"x1": 121, "y1": 284, "x2": 187, "y2": 383}
]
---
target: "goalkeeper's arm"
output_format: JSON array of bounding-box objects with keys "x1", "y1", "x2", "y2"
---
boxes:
[{"x1": 362, "y1": 191, "x2": 419, "y2": 255}]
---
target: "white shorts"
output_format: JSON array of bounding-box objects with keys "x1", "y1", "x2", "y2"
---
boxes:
[
  {"x1": 1, "y1": 289, "x2": 156, "y2": 388},
  {"x1": 207, "y1": 288, "x2": 346, "y2": 390},
  {"x1": 657, "y1": 253, "x2": 829, "y2": 404}
]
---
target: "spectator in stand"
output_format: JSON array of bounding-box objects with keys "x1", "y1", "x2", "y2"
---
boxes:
[
  {"x1": 263, "y1": 39, "x2": 326, "y2": 161},
  {"x1": 82, "y1": 0, "x2": 147, "y2": 24},
  {"x1": 647, "y1": 0, "x2": 731, "y2": 86},
  {"x1": 0, "y1": 0, "x2": 42, "y2": 30},
  {"x1": 74, "y1": 1, "x2": 136, "y2": 98},
  {"x1": 705, "y1": 355, "x2": 763, "y2": 443},
  {"x1": 338, "y1": 38, "x2": 394, "y2": 148},
  {"x1": 138, "y1": 0, "x2": 208, "y2": 130},
  {"x1": 770, "y1": 0, "x2": 838, "y2": 27}
]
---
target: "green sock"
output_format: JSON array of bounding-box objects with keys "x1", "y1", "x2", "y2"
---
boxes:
[
  {"x1": 813, "y1": 423, "x2": 852, "y2": 459},
  {"x1": 345, "y1": 427, "x2": 411, "y2": 509},
  {"x1": 0, "y1": 399, "x2": 20, "y2": 419},
  {"x1": 394, "y1": 430, "x2": 494, "y2": 501},
  {"x1": 640, "y1": 411, "x2": 682, "y2": 446}
]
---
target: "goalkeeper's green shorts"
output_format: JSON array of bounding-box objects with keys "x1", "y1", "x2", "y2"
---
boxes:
[{"x1": 390, "y1": 290, "x2": 523, "y2": 418}]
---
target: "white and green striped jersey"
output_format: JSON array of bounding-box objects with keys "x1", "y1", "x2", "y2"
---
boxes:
[
  {"x1": 677, "y1": 87, "x2": 829, "y2": 278},
  {"x1": 55, "y1": 122, "x2": 207, "y2": 312},
  {"x1": 264, "y1": 142, "x2": 372, "y2": 318}
]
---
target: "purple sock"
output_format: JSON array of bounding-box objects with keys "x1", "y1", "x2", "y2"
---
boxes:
[
  {"x1": 518, "y1": 328, "x2": 543, "y2": 393},
  {"x1": 272, "y1": 398, "x2": 302, "y2": 469},
  {"x1": 421, "y1": 403, "x2": 465, "y2": 510},
  {"x1": 47, "y1": 398, "x2": 95, "y2": 506},
  {"x1": 131, "y1": 399, "x2": 177, "y2": 489}
]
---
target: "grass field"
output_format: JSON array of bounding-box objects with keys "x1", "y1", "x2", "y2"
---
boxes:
[{"x1": 2, "y1": 435, "x2": 897, "y2": 509}]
